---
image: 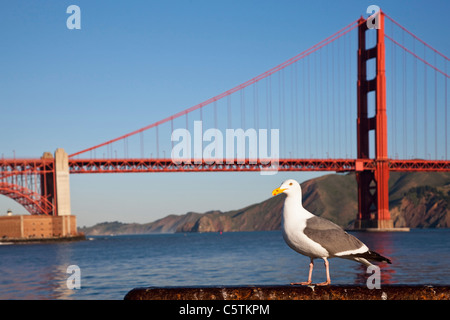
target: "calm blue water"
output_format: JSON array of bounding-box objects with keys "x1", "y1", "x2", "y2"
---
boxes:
[{"x1": 0, "y1": 229, "x2": 449, "y2": 300}]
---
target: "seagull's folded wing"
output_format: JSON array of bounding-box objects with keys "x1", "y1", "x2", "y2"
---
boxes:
[{"x1": 303, "y1": 215, "x2": 367, "y2": 257}]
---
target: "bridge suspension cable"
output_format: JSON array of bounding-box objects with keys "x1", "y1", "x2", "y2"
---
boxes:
[{"x1": 69, "y1": 18, "x2": 363, "y2": 160}]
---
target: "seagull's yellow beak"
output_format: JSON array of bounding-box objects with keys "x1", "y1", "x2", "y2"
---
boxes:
[{"x1": 272, "y1": 187, "x2": 286, "y2": 196}]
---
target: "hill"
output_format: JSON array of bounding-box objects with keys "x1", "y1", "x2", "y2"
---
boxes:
[{"x1": 79, "y1": 172, "x2": 450, "y2": 235}]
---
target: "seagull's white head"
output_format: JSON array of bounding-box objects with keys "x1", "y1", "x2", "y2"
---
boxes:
[{"x1": 272, "y1": 179, "x2": 301, "y2": 197}]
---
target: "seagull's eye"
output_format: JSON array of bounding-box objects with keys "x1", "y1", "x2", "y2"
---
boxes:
[{"x1": 289, "y1": 182, "x2": 293, "y2": 186}]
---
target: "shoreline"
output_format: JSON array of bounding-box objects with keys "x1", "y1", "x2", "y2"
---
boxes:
[{"x1": 0, "y1": 233, "x2": 86, "y2": 244}]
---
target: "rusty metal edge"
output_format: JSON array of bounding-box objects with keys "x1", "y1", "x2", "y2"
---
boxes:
[{"x1": 124, "y1": 285, "x2": 450, "y2": 300}]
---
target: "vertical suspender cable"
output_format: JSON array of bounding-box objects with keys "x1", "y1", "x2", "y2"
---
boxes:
[
  {"x1": 214, "y1": 100, "x2": 218, "y2": 129},
  {"x1": 446, "y1": 63, "x2": 448, "y2": 159},
  {"x1": 171, "y1": 119, "x2": 174, "y2": 151},
  {"x1": 291, "y1": 65, "x2": 295, "y2": 157},
  {"x1": 434, "y1": 53, "x2": 438, "y2": 159},
  {"x1": 227, "y1": 95, "x2": 231, "y2": 129},
  {"x1": 140, "y1": 132, "x2": 144, "y2": 158},
  {"x1": 319, "y1": 48, "x2": 324, "y2": 158},
  {"x1": 156, "y1": 126, "x2": 159, "y2": 158},
  {"x1": 413, "y1": 39, "x2": 418, "y2": 158},
  {"x1": 403, "y1": 29, "x2": 407, "y2": 158},
  {"x1": 326, "y1": 44, "x2": 330, "y2": 157},
  {"x1": 314, "y1": 51, "x2": 318, "y2": 157},
  {"x1": 241, "y1": 89, "x2": 245, "y2": 129},
  {"x1": 424, "y1": 45, "x2": 428, "y2": 158},
  {"x1": 343, "y1": 33, "x2": 348, "y2": 157},
  {"x1": 331, "y1": 41, "x2": 336, "y2": 158},
  {"x1": 337, "y1": 36, "x2": 341, "y2": 157},
  {"x1": 303, "y1": 58, "x2": 307, "y2": 157},
  {"x1": 186, "y1": 113, "x2": 189, "y2": 132},
  {"x1": 295, "y1": 63, "x2": 299, "y2": 157},
  {"x1": 269, "y1": 76, "x2": 273, "y2": 130},
  {"x1": 282, "y1": 69, "x2": 286, "y2": 156},
  {"x1": 391, "y1": 21, "x2": 396, "y2": 158}
]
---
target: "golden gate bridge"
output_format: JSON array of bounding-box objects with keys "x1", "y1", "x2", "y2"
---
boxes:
[{"x1": 1, "y1": 11, "x2": 449, "y2": 231}]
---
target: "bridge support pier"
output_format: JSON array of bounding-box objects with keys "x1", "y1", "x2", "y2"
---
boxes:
[
  {"x1": 54, "y1": 148, "x2": 71, "y2": 217},
  {"x1": 0, "y1": 148, "x2": 83, "y2": 241}
]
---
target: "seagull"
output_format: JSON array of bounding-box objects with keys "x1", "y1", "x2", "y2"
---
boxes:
[{"x1": 272, "y1": 179, "x2": 391, "y2": 286}]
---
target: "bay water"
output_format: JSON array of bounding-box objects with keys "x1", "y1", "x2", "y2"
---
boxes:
[{"x1": 0, "y1": 229, "x2": 449, "y2": 300}]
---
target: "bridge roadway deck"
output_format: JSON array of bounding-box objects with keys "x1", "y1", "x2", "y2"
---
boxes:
[
  {"x1": 2, "y1": 158, "x2": 449, "y2": 174},
  {"x1": 67, "y1": 158, "x2": 450, "y2": 173}
]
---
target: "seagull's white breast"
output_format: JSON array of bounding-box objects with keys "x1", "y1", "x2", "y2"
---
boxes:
[{"x1": 281, "y1": 201, "x2": 329, "y2": 259}]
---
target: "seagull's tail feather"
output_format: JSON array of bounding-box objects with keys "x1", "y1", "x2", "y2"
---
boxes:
[{"x1": 350, "y1": 250, "x2": 392, "y2": 264}]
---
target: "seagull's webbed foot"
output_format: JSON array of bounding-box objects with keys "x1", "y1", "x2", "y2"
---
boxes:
[
  {"x1": 314, "y1": 280, "x2": 331, "y2": 286},
  {"x1": 290, "y1": 281, "x2": 312, "y2": 286}
]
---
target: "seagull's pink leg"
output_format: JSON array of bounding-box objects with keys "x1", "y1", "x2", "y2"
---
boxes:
[
  {"x1": 291, "y1": 259, "x2": 314, "y2": 285},
  {"x1": 315, "y1": 258, "x2": 331, "y2": 286}
]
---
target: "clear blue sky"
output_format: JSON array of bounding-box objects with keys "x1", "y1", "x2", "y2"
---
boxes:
[{"x1": 1, "y1": 0, "x2": 448, "y2": 227}]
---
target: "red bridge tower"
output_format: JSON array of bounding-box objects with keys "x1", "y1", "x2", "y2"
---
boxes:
[{"x1": 354, "y1": 11, "x2": 393, "y2": 230}]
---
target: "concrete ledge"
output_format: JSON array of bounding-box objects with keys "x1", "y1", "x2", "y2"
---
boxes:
[{"x1": 124, "y1": 285, "x2": 450, "y2": 300}]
